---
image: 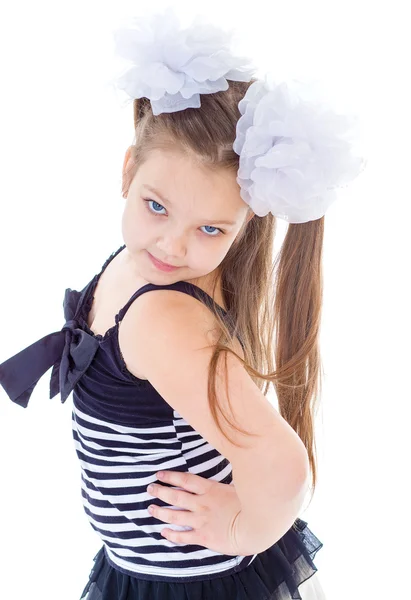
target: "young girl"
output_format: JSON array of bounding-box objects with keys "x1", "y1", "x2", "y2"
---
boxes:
[{"x1": 0, "y1": 7, "x2": 365, "y2": 600}]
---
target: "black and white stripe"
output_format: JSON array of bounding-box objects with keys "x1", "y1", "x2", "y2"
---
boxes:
[{"x1": 71, "y1": 400, "x2": 257, "y2": 582}]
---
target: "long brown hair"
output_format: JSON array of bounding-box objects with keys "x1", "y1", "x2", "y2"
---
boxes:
[{"x1": 122, "y1": 78, "x2": 324, "y2": 505}]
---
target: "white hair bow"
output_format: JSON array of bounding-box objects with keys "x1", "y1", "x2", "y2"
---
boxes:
[
  {"x1": 109, "y1": 7, "x2": 367, "y2": 223},
  {"x1": 109, "y1": 7, "x2": 256, "y2": 116}
]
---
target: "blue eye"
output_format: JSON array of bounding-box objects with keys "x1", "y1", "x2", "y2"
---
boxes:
[
  {"x1": 146, "y1": 199, "x2": 166, "y2": 214},
  {"x1": 143, "y1": 199, "x2": 225, "y2": 237},
  {"x1": 201, "y1": 225, "x2": 221, "y2": 236}
]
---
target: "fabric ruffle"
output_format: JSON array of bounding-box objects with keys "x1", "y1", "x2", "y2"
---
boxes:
[{"x1": 79, "y1": 517, "x2": 323, "y2": 600}]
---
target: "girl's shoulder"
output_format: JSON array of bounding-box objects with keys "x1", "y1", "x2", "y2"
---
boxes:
[{"x1": 119, "y1": 282, "x2": 244, "y2": 380}]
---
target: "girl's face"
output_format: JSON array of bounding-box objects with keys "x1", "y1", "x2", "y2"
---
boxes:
[{"x1": 121, "y1": 147, "x2": 253, "y2": 285}]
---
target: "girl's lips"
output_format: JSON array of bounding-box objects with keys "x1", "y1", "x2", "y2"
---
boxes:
[{"x1": 147, "y1": 251, "x2": 181, "y2": 271}]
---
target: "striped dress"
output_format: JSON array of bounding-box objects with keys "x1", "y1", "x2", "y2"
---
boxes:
[{"x1": 0, "y1": 244, "x2": 325, "y2": 598}]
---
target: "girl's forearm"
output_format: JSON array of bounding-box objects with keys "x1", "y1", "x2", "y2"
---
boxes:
[
  {"x1": 233, "y1": 482, "x2": 308, "y2": 555},
  {"x1": 231, "y1": 451, "x2": 309, "y2": 555}
]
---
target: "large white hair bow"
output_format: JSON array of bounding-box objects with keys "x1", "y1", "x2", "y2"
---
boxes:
[
  {"x1": 109, "y1": 7, "x2": 257, "y2": 116},
  {"x1": 109, "y1": 7, "x2": 367, "y2": 223},
  {"x1": 233, "y1": 77, "x2": 367, "y2": 221}
]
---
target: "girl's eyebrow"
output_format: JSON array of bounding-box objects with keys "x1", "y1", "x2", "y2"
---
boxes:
[{"x1": 142, "y1": 184, "x2": 237, "y2": 226}]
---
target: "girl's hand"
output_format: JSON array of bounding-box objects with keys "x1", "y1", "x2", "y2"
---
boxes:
[{"x1": 146, "y1": 470, "x2": 248, "y2": 556}]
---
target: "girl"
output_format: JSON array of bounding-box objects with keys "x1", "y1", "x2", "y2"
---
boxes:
[{"x1": 0, "y1": 7, "x2": 365, "y2": 600}]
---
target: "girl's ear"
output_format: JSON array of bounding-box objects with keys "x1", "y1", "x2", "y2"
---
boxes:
[
  {"x1": 122, "y1": 146, "x2": 134, "y2": 177},
  {"x1": 122, "y1": 146, "x2": 135, "y2": 199}
]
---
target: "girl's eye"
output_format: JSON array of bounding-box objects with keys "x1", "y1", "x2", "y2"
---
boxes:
[{"x1": 143, "y1": 199, "x2": 225, "y2": 237}]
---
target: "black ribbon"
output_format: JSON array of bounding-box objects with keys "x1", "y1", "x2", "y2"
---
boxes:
[{"x1": 0, "y1": 287, "x2": 99, "y2": 408}]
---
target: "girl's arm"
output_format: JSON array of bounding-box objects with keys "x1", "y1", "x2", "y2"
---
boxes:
[{"x1": 121, "y1": 290, "x2": 309, "y2": 554}]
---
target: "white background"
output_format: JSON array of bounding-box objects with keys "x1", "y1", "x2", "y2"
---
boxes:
[{"x1": 0, "y1": 1, "x2": 409, "y2": 599}]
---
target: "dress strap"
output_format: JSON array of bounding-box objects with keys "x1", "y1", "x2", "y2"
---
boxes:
[
  {"x1": 117, "y1": 281, "x2": 227, "y2": 322},
  {"x1": 99, "y1": 244, "x2": 126, "y2": 276},
  {"x1": 116, "y1": 281, "x2": 245, "y2": 350}
]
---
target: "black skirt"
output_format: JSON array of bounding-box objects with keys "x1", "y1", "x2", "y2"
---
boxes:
[{"x1": 79, "y1": 518, "x2": 325, "y2": 600}]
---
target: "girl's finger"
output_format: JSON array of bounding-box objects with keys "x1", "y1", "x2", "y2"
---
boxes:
[
  {"x1": 148, "y1": 483, "x2": 196, "y2": 511},
  {"x1": 161, "y1": 526, "x2": 201, "y2": 545},
  {"x1": 149, "y1": 505, "x2": 197, "y2": 528},
  {"x1": 156, "y1": 470, "x2": 211, "y2": 495}
]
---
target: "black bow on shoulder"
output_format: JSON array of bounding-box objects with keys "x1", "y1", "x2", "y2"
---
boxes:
[{"x1": 0, "y1": 287, "x2": 99, "y2": 408}]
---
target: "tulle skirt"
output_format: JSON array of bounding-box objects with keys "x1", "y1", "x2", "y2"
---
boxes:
[{"x1": 79, "y1": 518, "x2": 326, "y2": 600}]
